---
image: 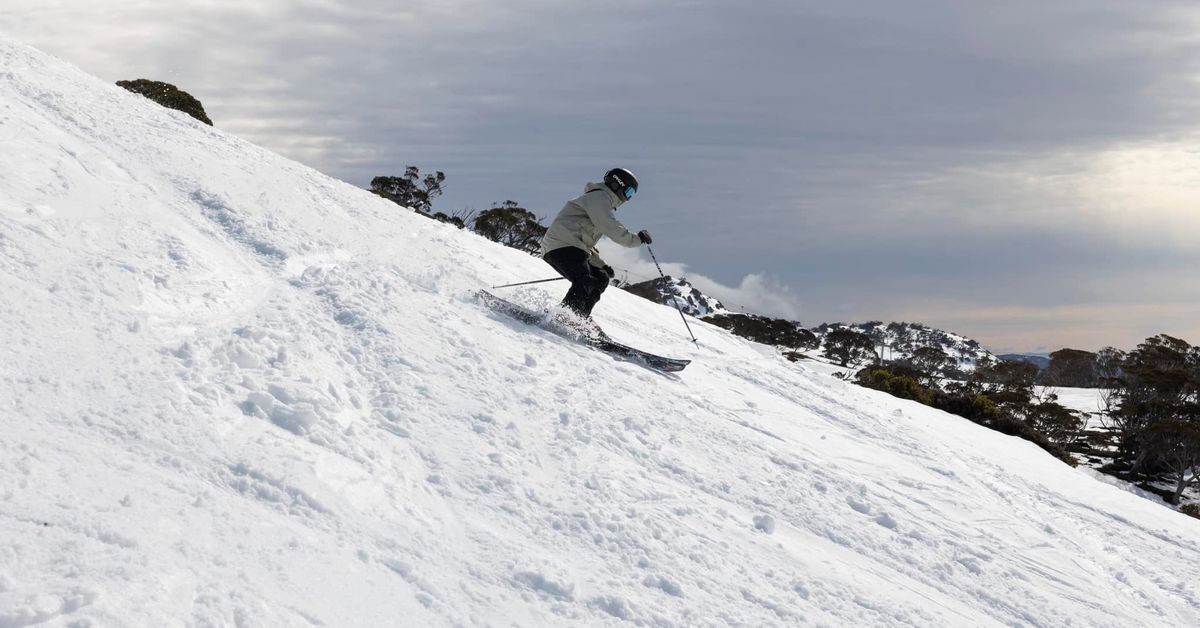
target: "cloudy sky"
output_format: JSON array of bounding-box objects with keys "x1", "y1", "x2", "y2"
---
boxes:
[{"x1": 4, "y1": 0, "x2": 1199, "y2": 352}]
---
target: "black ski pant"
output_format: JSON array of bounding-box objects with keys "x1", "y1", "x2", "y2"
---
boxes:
[{"x1": 543, "y1": 246, "x2": 608, "y2": 317}]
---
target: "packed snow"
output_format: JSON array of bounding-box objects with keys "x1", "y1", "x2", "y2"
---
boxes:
[
  {"x1": 1051, "y1": 386, "x2": 1110, "y2": 423},
  {"x1": 2, "y1": 38, "x2": 1200, "y2": 627}
]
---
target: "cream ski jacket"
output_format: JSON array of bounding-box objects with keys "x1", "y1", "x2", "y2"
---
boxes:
[{"x1": 539, "y1": 182, "x2": 642, "y2": 268}]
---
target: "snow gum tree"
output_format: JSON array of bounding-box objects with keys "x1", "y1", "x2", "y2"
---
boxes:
[
  {"x1": 908, "y1": 346, "x2": 956, "y2": 388},
  {"x1": 471, "y1": 201, "x2": 547, "y2": 255},
  {"x1": 1043, "y1": 348, "x2": 1098, "y2": 387},
  {"x1": 370, "y1": 166, "x2": 445, "y2": 213},
  {"x1": 1139, "y1": 421, "x2": 1200, "y2": 504},
  {"x1": 704, "y1": 313, "x2": 818, "y2": 353},
  {"x1": 1103, "y1": 335, "x2": 1200, "y2": 499},
  {"x1": 822, "y1": 328, "x2": 877, "y2": 369}
]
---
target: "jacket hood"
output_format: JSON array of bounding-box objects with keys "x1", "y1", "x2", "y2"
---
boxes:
[{"x1": 585, "y1": 181, "x2": 624, "y2": 207}]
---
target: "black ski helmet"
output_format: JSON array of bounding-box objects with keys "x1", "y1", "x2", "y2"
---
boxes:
[{"x1": 604, "y1": 167, "x2": 639, "y2": 201}]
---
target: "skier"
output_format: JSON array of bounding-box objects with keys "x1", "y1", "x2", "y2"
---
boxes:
[{"x1": 539, "y1": 167, "x2": 652, "y2": 325}]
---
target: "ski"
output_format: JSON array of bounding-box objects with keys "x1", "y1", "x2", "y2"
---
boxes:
[{"x1": 477, "y1": 290, "x2": 691, "y2": 372}]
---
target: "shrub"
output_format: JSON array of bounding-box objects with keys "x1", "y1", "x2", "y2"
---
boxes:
[
  {"x1": 431, "y1": 212, "x2": 466, "y2": 229},
  {"x1": 929, "y1": 391, "x2": 1000, "y2": 425},
  {"x1": 984, "y1": 412, "x2": 1076, "y2": 464},
  {"x1": 705, "y1": 313, "x2": 818, "y2": 351},
  {"x1": 116, "y1": 79, "x2": 212, "y2": 125},
  {"x1": 1026, "y1": 401, "x2": 1086, "y2": 448},
  {"x1": 857, "y1": 368, "x2": 930, "y2": 403},
  {"x1": 1181, "y1": 503, "x2": 1200, "y2": 519},
  {"x1": 859, "y1": 366, "x2": 1076, "y2": 465}
]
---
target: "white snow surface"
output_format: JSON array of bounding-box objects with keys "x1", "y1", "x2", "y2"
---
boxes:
[
  {"x1": 2, "y1": 38, "x2": 1200, "y2": 627},
  {"x1": 1050, "y1": 387, "x2": 1109, "y2": 419}
]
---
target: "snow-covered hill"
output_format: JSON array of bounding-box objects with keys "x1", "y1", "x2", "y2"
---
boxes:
[
  {"x1": 622, "y1": 276, "x2": 729, "y2": 318},
  {"x1": 814, "y1": 322, "x2": 997, "y2": 371},
  {"x1": 3, "y1": 38, "x2": 1200, "y2": 627},
  {"x1": 999, "y1": 353, "x2": 1053, "y2": 370}
]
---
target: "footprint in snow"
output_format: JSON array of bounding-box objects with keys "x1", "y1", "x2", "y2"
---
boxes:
[
  {"x1": 845, "y1": 495, "x2": 872, "y2": 515},
  {"x1": 513, "y1": 571, "x2": 574, "y2": 601},
  {"x1": 643, "y1": 575, "x2": 684, "y2": 597},
  {"x1": 590, "y1": 595, "x2": 633, "y2": 620}
]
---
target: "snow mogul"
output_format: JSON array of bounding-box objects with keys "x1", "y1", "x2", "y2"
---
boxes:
[{"x1": 539, "y1": 167, "x2": 652, "y2": 320}]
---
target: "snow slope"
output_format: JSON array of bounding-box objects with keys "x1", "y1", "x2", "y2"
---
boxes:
[{"x1": 2, "y1": 38, "x2": 1200, "y2": 627}]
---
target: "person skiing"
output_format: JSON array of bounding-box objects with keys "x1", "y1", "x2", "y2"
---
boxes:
[{"x1": 540, "y1": 167, "x2": 652, "y2": 323}]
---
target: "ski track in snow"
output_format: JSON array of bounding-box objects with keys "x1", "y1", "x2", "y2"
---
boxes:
[{"x1": 2, "y1": 37, "x2": 1200, "y2": 627}]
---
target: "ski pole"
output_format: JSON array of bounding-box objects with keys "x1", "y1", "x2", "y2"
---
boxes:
[
  {"x1": 491, "y1": 276, "x2": 565, "y2": 289},
  {"x1": 646, "y1": 244, "x2": 699, "y2": 345}
]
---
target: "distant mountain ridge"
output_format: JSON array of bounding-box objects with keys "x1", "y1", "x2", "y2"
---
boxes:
[
  {"x1": 625, "y1": 276, "x2": 997, "y2": 368},
  {"x1": 998, "y1": 353, "x2": 1052, "y2": 369}
]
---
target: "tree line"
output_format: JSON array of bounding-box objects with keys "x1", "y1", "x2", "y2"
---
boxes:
[
  {"x1": 369, "y1": 166, "x2": 549, "y2": 255},
  {"x1": 1097, "y1": 335, "x2": 1200, "y2": 504},
  {"x1": 854, "y1": 349, "x2": 1082, "y2": 465},
  {"x1": 853, "y1": 332, "x2": 1200, "y2": 506}
]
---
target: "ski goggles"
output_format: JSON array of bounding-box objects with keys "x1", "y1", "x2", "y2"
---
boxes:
[{"x1": 623, "y1": 187, "x2": 636, "y2": 200}]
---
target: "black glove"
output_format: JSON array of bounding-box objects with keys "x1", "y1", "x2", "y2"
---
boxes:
[
  {"x1": 637, "y1": 230, "x2": 653, "y2": 245},
  {"x1": 602, "y1": 265, "x2": 615, "y2": 278}
]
